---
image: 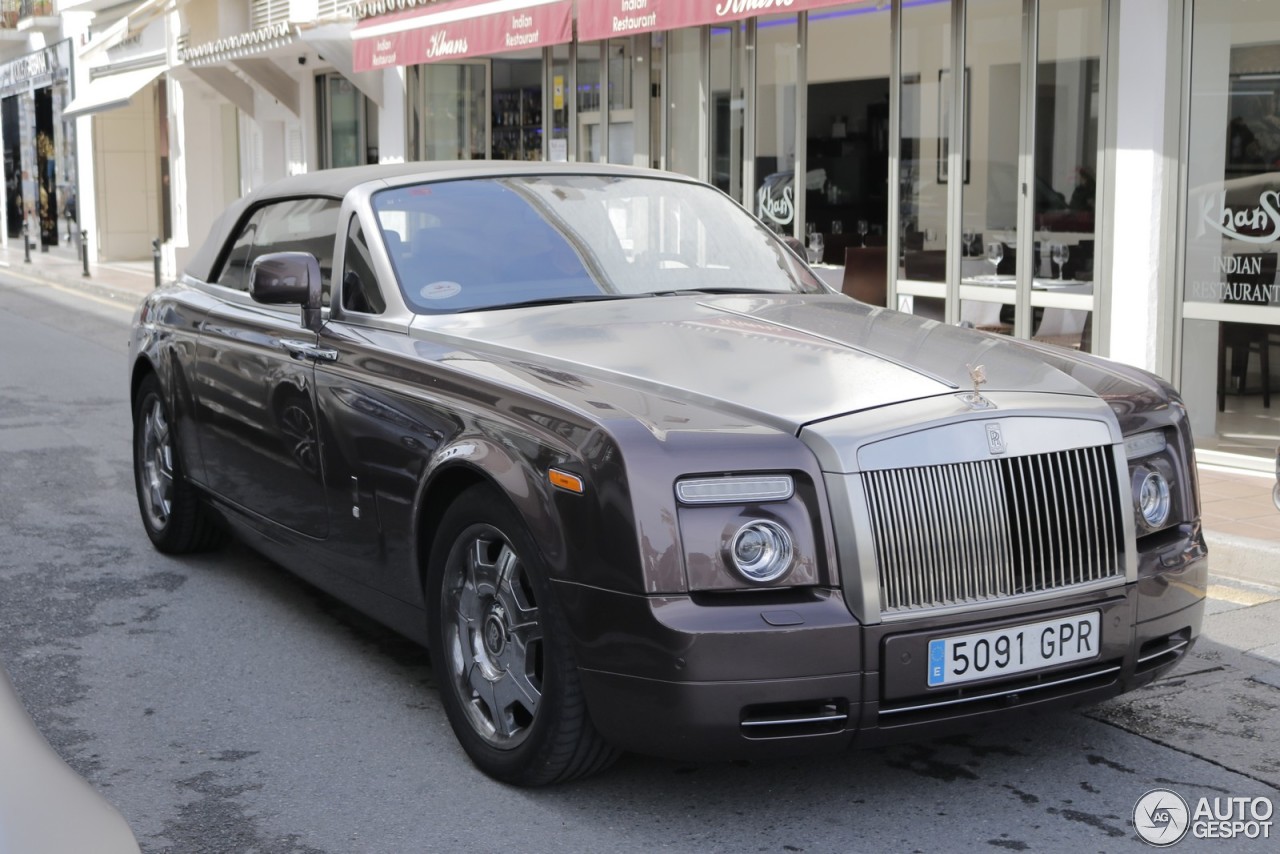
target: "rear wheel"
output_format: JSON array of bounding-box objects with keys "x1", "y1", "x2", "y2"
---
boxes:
[
  {"x1": 133, "y1": 373, "x2": 225, "y2": 554},
  {"x1": 428, "y1": 485, "x2": 618, "y2": 785}
]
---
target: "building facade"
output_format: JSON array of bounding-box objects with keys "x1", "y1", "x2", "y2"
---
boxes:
[{"x1": 8, "y1": 0, "x2": 1279, "y2": 467}]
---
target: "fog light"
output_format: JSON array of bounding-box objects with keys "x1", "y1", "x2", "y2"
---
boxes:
[
  {"x1": 1137, "y1": 470, "x2": 1171, "y2": 529},
  {"x1": 728, "y1": 521, "x2": 793, "y2": 583}
]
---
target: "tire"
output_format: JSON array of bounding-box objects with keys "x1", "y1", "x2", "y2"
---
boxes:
[
  {"x1": 133, "y1": 373, "x2": 226, "y2": 554},
  {"x1": 427, "y1": 485, "x2": 619, "y2": 785}
]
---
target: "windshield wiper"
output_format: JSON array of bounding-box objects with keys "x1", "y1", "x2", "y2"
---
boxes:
[
  {"x1": 468, "y1": 293, "x2": 641, "y2": 312},
  {"x1": 649, "y1": 288, "x2": 793, "y2": 297}
]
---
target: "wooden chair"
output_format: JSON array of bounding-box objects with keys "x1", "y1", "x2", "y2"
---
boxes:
[{"x1": 842, "y1": 246, "x2": 888, "y2": 306}]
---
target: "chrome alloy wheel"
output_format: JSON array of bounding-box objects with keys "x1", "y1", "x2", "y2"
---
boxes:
[
  {"x1": 140, "y1": 397, "x2": 174, "y2": 531},
  {"x1": 443, "y1": 526, "x2": 544, "y2": 749}
]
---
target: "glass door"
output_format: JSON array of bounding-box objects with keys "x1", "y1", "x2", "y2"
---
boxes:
[
  {"x1": 665, "y1": 28, "x2": 705, "y2": 180},
  {"x1": 1028, "y1": 0, "x2": 1103, "y2": 352},
  {"x1": 711, "y1": 21, "x2": 747, "y2": 202},
  {"x1": 1179, "y1": 0, "x2": 1280, "y2": 458},
  {"x1": 408, "y1": 63, "x2": 489, "y2": 161},
  {"x1": 805, "y1": 2, "x2": 891, "y2": 285},
  {"x1": 958, "y1": 0, "x2": 1024, "y2": 336},
  {"x1": 895, "y1": 0, "x2": 952, "y2": 321},
  {"x1": 492, "y1": 51, "x2": 544, "y2": 161},
  {"x1": 317, "y1": 73, "x2": 366, "y2": 169},
  {"x1": 753, "y1": 13, "x2": 800, "y2": 239}
]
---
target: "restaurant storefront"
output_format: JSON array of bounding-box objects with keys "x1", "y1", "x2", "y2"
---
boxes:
[
  {"x1": 349, "y1": 0, "x2": 1277, "y2": 465},
  {"x1": 0, "y1": 39, "x2": 77, "y2": 253},
  {"x1": 355, "y1": 0, "x2": 1106, "y2": 350},
  {"x1": 1178, "y1": 0, "x2": 1280, "y2": 464}
]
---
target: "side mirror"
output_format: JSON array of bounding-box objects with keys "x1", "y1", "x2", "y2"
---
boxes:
[{"x1": 249, "y1": 251, "x2": 323, "y2": 332}]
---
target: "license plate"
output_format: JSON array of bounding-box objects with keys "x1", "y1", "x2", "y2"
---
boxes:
[{"x1": 927, "y1": 611, "x2": 1101, "y2": 688}]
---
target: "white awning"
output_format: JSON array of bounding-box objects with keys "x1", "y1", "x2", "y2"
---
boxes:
[{"x1": 63, "y1": 65, "x2": 166, "y2": 120}]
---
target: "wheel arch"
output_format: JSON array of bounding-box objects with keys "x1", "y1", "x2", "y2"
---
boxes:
[
  {"x1": 412, "y1": 439, "x2": 573, "y2": 610},
  {"x1": 130, "y1": 356, "x2": 159, "y2": 419}
]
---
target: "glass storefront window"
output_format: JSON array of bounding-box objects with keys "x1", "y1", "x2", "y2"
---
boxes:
[
  {"x1": 754, "y1": 14, "x2": 799, "y2": 239},
  {"x1": 577, "y1": 43, "x2": 603, "y2": 162},
  {"x1": 1181, "y1": 0, "x2": 1280, "y2": 457},
  {"x1": 711, "y1": 22, "x2": 747, "y2": 202},
  {"x1": 318, "y1": 74, "x2": 369, "y2": 169},
  {"x1": 898, "y1": 0, "x2": 951, "y2": 294},
  {"x1": 805, "y1": 3, "x2": 890, "y2": 274},
  {"x1": 608, "y1": 38, "x2": 637, "y2": 164},
  {"x1": 408, "y1": 64, "x2": 487, "y2": 161},
  {"x1": 550, "y1": 44, "x2": 571, "y2": 161},
  {"x1": 492, "y1": 52, "x2": 544, "y2": 161},
  {"x1": 1032, "y1": 0, "x2": 1103, "y2": 352},
  {"x1": 667, "y1": 28, "x2": 704, "y2": 180},
  {"x1": 958, "y1": 0, "x2": 1023, "y2": 334}
]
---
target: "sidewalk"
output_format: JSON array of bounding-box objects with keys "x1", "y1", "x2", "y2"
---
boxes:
[
  {"x1": 0, "y1": 240, "x2": 157, "y2": 305},
  {"x1": 2, "y1": 237, "x2": 1276, "y2": 586}
]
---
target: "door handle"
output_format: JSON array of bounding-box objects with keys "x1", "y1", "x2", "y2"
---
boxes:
[{"x1": 282, "y1": 339, "x2": 338, "y2": 363}]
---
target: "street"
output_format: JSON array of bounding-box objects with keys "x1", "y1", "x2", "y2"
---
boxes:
[{"x1": 1, "y1": 269, "x2": 1277, "y2": 854}]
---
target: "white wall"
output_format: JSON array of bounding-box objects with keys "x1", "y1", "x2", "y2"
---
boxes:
[
  {"x1": 173, "y1": 82, "x2": 239, "y2": 274},
  {"x1": 1107, "y1": 0, "x2": 1172, "y2": 378},
  {"x1": 92, "y1": 86, "x2": 160, "y2": 260},
  {"x1": 379, "y1": 67, "x2": 406, "y2": 163}
]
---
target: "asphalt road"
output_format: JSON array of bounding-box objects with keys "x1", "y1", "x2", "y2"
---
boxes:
[{"x1": 1, "y1": 270, "x2": 1278, "y2": 854}]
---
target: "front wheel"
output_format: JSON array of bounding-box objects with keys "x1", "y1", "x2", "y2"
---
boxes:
[
  {"x1": 428, "y1": 486, "x2": 618, "y2": 785},
  {"x1": 132, "y1": 373, "x2": 225, "y2": 554}
]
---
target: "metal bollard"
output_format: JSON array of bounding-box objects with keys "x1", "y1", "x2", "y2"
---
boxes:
[
  {"x1": 81, "y1": 230, "x2": 90, "y2": 278},
  {"x1": 152, "y1": 238, "x2": 161, "y2": 289},
  {"x1": 22, "y1": 221, "x2": 30, "y2": 263}
]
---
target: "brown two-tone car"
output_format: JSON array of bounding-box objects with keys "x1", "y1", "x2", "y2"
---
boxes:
[{"x1": 129, "y1": 163, "x2": 1206, "y2": 785}]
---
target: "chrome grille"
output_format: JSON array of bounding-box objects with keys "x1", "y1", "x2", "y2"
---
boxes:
[{"x1": 863, "y1": 445, "x2": 1124, "y2": 614}]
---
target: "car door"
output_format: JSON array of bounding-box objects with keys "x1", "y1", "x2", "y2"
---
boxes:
[
  {"x1": 310, "y1": 213, "x2": 454, "y2": 597},
  {"x1": 192, "y1": 196, "x2": 342, "y2": 539}
]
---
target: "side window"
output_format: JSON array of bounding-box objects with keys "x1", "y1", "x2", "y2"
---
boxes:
[
  {"x1": 215, "y1": 208, "x2": 265, "y2": 291},
  {"x1": 212, "y1": 197, "x2": 342, "y2": 301},
  {"x1": 341, "y1": 216, "x2": 386, "y2": 315}
]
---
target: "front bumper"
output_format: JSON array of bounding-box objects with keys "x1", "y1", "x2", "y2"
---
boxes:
[{"x1": 561, "y1": 541, "x2": 1206, "y2": 762}]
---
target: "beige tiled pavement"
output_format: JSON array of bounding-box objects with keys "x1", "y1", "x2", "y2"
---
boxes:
[{"x1": 1198, "y1": 466, "x2": 1279, "y2": 544}]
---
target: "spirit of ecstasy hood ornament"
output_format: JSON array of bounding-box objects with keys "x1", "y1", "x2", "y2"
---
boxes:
[{"x1": 961, "y1": 363, "x2": 994, "y2": 409}]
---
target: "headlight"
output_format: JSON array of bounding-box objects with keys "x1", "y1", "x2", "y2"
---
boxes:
[
  {"x1": 676, "y1": 475, "x2": 794, "y2": 504},
  {"x1": 1124, "y1": 430, "x2": 1167, "y2": 460},
  {"x1": 1135, "y1": 469, "x2": 1171, "y2": 529},
  {"x1": 726, "y1": 520, "x2": 794, "y2": 583}
]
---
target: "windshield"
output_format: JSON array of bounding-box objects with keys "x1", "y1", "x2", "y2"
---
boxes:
[{"x1": 371, "y1": 175, "x2": 824, "y2": 313}]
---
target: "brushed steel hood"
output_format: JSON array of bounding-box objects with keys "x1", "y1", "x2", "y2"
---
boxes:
[{"x1": 413, "y1": 294, "x2": 1101, "y2": 433}]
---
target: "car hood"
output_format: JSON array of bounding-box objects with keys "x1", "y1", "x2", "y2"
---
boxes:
[{"x1": 413, "y1": 294, "x2": 1102, "y2": 433}]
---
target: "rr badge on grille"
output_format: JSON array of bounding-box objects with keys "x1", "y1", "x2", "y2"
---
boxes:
[{"x1": 985, "y1": 423, "x2": 1007, "y2": 455}]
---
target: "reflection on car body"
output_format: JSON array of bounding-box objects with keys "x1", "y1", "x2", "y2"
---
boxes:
[{"x1": 128, "y1": 163, "x2": 1206, "y2": 786}]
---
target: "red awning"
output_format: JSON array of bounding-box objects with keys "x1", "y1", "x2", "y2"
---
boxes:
[
  {"x1": 353, "y1": 0, "x2": 573, "y2": 72},
  {"x1": 578, "y1": 0, "x2": 869, "y2": 43}
]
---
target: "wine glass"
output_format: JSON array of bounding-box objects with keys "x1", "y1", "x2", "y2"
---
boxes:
[
  {"x1": 961, "y1": 230, "x2": 975, "y2": 257},
  {"x1": 985, "y1": 241, "x2": 1004, "y2": 277},
  {"x1": 1050, "y1": 243, "x2": 1070, "y2": 280},
  {"x1": 857, "y1": 220, "x2": 869, "y2": 246},
  {"x1": 808, "y1": 231, "x2": 825, "y2": 265}
]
